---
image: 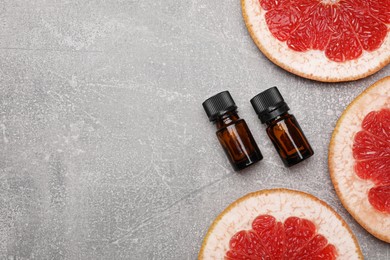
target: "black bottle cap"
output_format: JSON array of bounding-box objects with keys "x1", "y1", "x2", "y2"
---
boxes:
[
  {"x1": 202, "y1": 91, "x2": 237, "y2": 121},
  {"x1": 250, "y1": 87, "x2": 290, "y2": 124}
]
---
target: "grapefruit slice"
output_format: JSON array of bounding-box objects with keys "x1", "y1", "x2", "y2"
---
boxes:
[
  {"x1": 329, "y1": 76, "x2": 390, "y2": 243},
  {"x1": 242, "y1": 0, "x2": 390, "y2": 82},
  {"x1": 199, "y1": 189, "x2": 362, "y2": 259}
]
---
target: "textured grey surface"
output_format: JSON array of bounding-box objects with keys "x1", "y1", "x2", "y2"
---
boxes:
[{"x1": 0, "y1": 0, "x2": 389, "y2": 259}]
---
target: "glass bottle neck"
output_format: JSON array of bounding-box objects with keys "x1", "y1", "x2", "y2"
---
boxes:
[
  {"x1": 265, "y1": 112, "x2": 291, "y2": 126},
  {"x1": 215, "y1": 111, "x2": 240, "y2": 129}
]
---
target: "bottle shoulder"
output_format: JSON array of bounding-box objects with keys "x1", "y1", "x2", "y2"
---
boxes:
[
  {"x1": 267, "y1": 113, "x2": 295, "y2": 127},
  {"x1": 216, "y1": 118, "x2": 245, "y2": 133}
]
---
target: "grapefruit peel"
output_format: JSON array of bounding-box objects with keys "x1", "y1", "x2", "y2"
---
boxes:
[
  {"x1": 198, "y1": 188, "x2": 362, "y2": 259},
  {"x1": 329, "y1": 76, "x2": 390, "y2": 243}
]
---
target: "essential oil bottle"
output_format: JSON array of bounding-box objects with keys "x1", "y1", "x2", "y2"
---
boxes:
[
  {"x1": 250, "y1": 87, "x2": 314, "y2": 167},
  {"x1": 202, "y1": 91, "x2": 263, "y2": 171}
]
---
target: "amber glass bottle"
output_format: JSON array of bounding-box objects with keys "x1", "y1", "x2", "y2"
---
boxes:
[
  {"x1": 250, "y1": 87, "x2": 314, "y2": 167},
  {"x1": 203, "y1": 91, "x2": 263, "y2": 171}
]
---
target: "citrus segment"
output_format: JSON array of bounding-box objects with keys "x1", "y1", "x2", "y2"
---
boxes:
[
  {"x1": 368, "y1": 185, "x2": 390, "y2": 213},
  {"x1": 354, "y1": 159, "x2": 390, "y2": 185},
  {"x1": 340, "y1": 0, "x2": 387, "y2": 52},
  {"x1": 325, "y1": 7, "x2": 362, "y2": 62},
  {"x1": 315, "y1": 245, "x2": 338, "y2": 260},
  {"x1": 293, "y1": 234, "x2": 328, "y2": 259},
  {"x1": 288, "y1": 4, "x2": 332, "y2": 52},
  {"x1": 252, "y1": 215, "x2": 285, "y2": 258},
  {"x1": 368, "y1": 0, "x2": 390, "y2": 24},
  {"x1": 226, "y1": 231, "x2": 268, "y2": 259},
  {"x1": 263, "y1": 5, "x2": 294, "y2": 42},
  {"x1": 361, "y1": 109, "x2": 390, "y2": 142},
  {"x1": 353, "y1": 131, "x2": 390, "y2": 160},
  {"x1": 283, "y1": 217, "x2": 316, "y2": 258}
]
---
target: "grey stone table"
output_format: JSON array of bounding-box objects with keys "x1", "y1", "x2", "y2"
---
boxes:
[{"x1": 0, "y1": 1, "x2": 389, "y2": 259}]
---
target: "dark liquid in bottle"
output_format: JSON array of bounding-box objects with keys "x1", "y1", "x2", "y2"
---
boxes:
[
  {"x1": 217, "y1": 115, "x2": 263, "y2": 170},
  {"x1": 267, "y1": 113, "x2": 314, "y2": 167}
]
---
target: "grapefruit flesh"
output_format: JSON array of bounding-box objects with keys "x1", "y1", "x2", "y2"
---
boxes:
[
  {"x1": 225, "y1": 215, "x2": 338, "y2": 259},
  {"x1": 242, "y1": 0, "x2": 390, "y2": 82},
  {"x1": 329, "y1": 76, "x2": 390, "y2": 243},
  {"x1": 199, "y1": 189, "x2": 362, "y2": 259},
  {"x1": 260, "y1": 0, "x2": 389, "y2": 62},
  {"x1": 353, "y1": 109, "x2": 390, "y2": 213}
]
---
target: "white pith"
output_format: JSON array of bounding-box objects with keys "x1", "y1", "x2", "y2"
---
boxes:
[
  {"x1": 243, "y1": 0, "x2": 390, "y2": 82},
  {"x1": 321, "y1": 0, "x2": 339, "y2": 5},
  {"x1": 200, "y1": 189, "x2": 361, "y2": 259},
  {"x1": 329, "y1": 77, "x2": 390, "y2": 243}
]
